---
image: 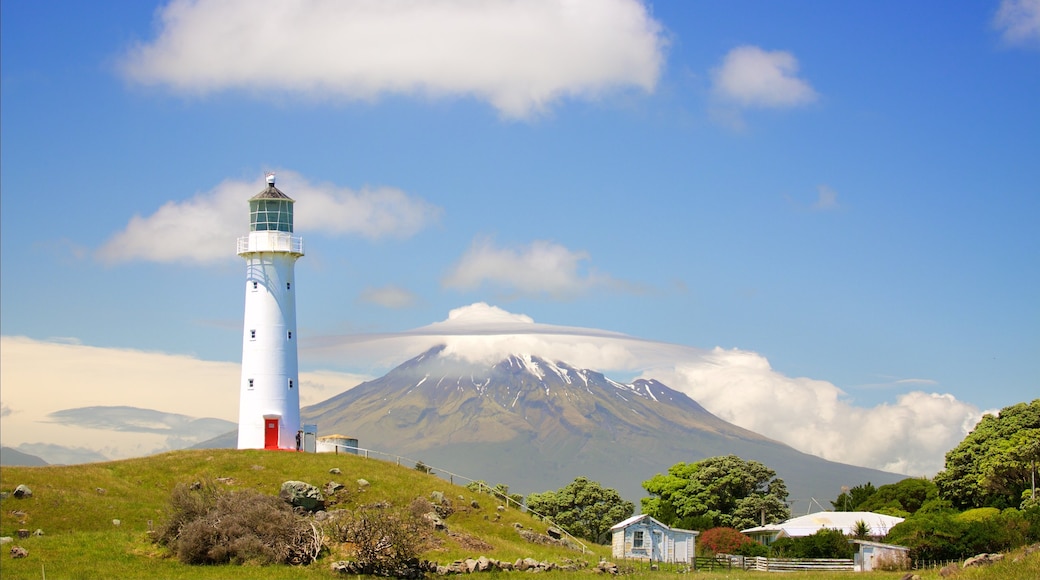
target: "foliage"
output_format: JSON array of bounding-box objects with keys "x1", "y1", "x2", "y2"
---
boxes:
[
  {"x1": 525, "y1": 477, "x2": 634, "y2": 544},
  {"x1": 934, "y1": 399, "x2": 1040, "y2": 509},
  {"x1": 856, "y1": 477, "x2": 938, "y2": 516},
  {"x1": 697, "y1": 527, "x2": 765, "y2": 556},
  {"x1": 770, "y1": 528, "x2": 853, "y2": 559},
  {"x1": 830, "y1": 482, "x2": 876, "y2": 511},
  {"x1": 326, "y1": 501, "x2": 429, "y2": 577},
  {"x1": 466, "y1": 480, "x2": 524, "y2": 508},
  {"x1": 414, "y1": 461, "x2": 433, "y2": 474},
  {"x1": 850, "y1": 519, "x2": 871, "y2": 539},
  {"x1": 886, "y1": 507, "x2": 1030, "y2": 560},
  {"x1": 155, "y1": 481, "x2": 323, "y2": 565},
  {"x1": 640, "y1": 455, "x2": 790, "y2": 531}
]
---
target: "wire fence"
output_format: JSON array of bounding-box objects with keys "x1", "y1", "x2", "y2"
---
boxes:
[{"x1": 326, "y1": 443, "x2": 590, "y2": 553}]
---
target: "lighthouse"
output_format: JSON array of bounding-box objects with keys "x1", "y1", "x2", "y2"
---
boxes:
[{"x1": 236, "y1": 173, "x2": 304, "y2": 450}]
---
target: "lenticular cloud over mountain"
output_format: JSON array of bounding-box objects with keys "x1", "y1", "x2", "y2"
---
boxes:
[{"x1": 304, "y1": 303, "x2": 982, "y2": 476}]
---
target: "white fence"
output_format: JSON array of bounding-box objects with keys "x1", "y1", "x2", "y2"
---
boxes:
[{"x1": 723, "y1": 555, "x2": 855, "y2": 572}]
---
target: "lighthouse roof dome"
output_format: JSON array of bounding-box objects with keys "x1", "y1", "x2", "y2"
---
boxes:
[{"x1": 250, "y1": 176, "x2": 295, "y2": 202}]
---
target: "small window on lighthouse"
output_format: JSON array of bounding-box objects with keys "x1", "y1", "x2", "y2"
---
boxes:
[
  {"x1": 252, "y1": 281, "x2": 258, "y2": 291},
  {"x1": 287, "y1": 331, "x2": 292, "y2": 340},
  {"x1": 288, "y1": 379, "x2": 294, "y2": 389},
  {"x1": 250, "y1": 329, "x2": 256, "y2": 340},
  {"x1": 248, "y1": 379, "x2": 254, "y2": 389},
  {"x1": 286, "y1": 282, "x2": 291, "y2": 290}
]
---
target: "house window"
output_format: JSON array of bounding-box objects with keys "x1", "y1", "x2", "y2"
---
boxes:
[
  {"x1": 288, "y1": 379, "x2": 294, "y2": 389},
  {"x1": 250, "y1": 329, "x2": 256, "y2": 340},
  {"x1": 633, "y1": 530, "x2": 644, "y2": 548},
  {"x1": 248, "y1": 378, "x2": 254, "y2": 389},
  {"x1": 287, "y1": 330, "x2": 292, "y2": 339}
]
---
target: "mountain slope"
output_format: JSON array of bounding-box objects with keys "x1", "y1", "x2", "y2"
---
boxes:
[
  {"x1": 0, "y1": 446, "x2": 49, "y2": 466},
  {"x1": 303, "y1": 346, "x2": 904, "y2": 507}
]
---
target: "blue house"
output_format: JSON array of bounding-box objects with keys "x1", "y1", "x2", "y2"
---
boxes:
[{"x1": 609, "y1": 514, "x2": 698, "y2": 563}]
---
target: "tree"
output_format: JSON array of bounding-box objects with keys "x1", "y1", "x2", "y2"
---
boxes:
[
  {"x1": 525, "y1": 477, "x2": 634, "y2": 544},
  {"x1": 831, "y1": 482, "x2": 876, "y2": 511},
  {"x1": 857, "y1": 478, "x2": 938, "y2": 517},
  {"x1": 697, "y1": 527, "x2": 766, "y2": 556},
  {"x1": 934, "y1": 399, "x2": 1040, "y2": 509},
  {"x1": 641, "y1": 455, "x2": 790, "y2": 531}
]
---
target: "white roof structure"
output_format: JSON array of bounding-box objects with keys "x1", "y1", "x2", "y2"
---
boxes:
[{"x1": 742, "y1": 511, "x2": 903, "y2": 539}]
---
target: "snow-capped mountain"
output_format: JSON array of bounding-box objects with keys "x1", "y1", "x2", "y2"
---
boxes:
[{"x1": 303, "y1": 345, "x2": 903, "y2": 506}]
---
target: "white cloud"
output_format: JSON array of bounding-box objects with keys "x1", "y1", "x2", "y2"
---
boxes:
[
  {"x1": 994, "y1": 0, "x2": 1040, "y2": 47},
  {"x1": 305, "y1": 303, "x2": 982, "y2": 475},
  {"x1": 96, "y1": 170, "x2": 440, "y2": 265},
  {"x1": 0, "y1": 336, "x2": 366, "y2": 461},
  {"x1": 359, "y1": 285, "x2": 418, "y2": 309},
  {"x1": 645, "y1": 348, "x2": 981, "y2": 476},
  {"x1": 442, "y1": 238, "x2": 621, "y2": 298},
  {"x1": 119, "y1": 0, "x2": 666, "y2": 119},
  {"x1": 711, "y1": 45, "x2": 818, "y2": 108}
]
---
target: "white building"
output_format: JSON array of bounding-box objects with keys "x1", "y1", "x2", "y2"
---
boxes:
[
  {"x1": 610, "y1": 514, "x2": 698, "y2": 563},
  {"x1": 236, "y1": 174, "x2": 305, "y2": 450},
  {"x1": 742, "y1": 511, "x2": 904, "y2": 546}
]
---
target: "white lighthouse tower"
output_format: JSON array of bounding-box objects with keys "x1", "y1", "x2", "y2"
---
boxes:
[{"x1": 237, "y1": 173, "x2": 304, "y2": 450}]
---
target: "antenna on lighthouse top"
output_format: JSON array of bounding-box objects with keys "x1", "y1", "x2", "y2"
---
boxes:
[{"x1": 265, "y1": 172, "x2": 276, "y2": 185}]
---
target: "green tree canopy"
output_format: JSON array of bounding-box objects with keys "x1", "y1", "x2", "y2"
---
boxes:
[
  {"x1": 525, "y1": 477, "x2": 634, "y2": 544},
  {"x1": 934, "y1": 399, "x2": 1040, "y2": 509},
  {"x1": 857, "y1": 478, "x2": 938, "y2": 517},
  {"x1": 640, "y1": 455, "x2": 790, "y2": 531},
  {"x1": 831, "y1": 482, "x2": 876, "y2": 511}
]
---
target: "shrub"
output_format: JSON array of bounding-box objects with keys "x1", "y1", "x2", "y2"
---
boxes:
[
  {"x1": 769, "y1": 529, "x2": 852, "y2": 559},
  {"x1": 155, "y1": 480, "x2": 323, "y2": 565},
  {"x1": 327, "y1": 501, "x2": 431, "y2": 577},
  {"x1": 697, "y1": 527, "x2": 757, "y2": 555},
  {"x1": 887, "y1": 508, "x2": 1030, "y2": 560}
]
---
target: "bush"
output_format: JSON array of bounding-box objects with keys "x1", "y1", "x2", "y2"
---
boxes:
[
  {"x1": 697, "y1": 527, "x2": 758, "y2": 555},
  {"x1": 769, "y1": 529, "x2": 852, "y2": 559},
  {"x1": 887, "y1": 508, "x2": 1031, "y2": 560},
  {"x1": 327, "y1": 501, "x2": 431, "y2": 577},
  {"x1": 155, "y1": 481, "x2": 323, "y2": 565}
]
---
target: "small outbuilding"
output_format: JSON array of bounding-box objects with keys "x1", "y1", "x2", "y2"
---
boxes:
[
  {"x1": 849, "y1": 540, "x2": 910, "y2": 571},
  {"x1": 315, "y1": 434, "x2": 359, "y2": 454},
  {"x1": 609, "y1": 514, "x2": 698, "y2": 563}
]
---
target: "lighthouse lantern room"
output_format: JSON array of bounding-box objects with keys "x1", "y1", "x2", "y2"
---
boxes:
[{"x1": 237, "y1": 173, "x2": 304, "y2": 450}]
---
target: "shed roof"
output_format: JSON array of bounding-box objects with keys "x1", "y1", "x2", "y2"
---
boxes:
[{"x1": 609, "y1": 513, "x2": 697, "y2": 534}]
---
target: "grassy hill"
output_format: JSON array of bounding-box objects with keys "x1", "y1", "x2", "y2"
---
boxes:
[
  {"x1": 0, "y1": 449, "x2": 608, "y2": 579},
  {"x1": 1, "y1": 449, "x2": 1038, "y2": 580}
]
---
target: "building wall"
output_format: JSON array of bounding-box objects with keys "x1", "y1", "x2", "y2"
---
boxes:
[
  {"x1": 237, "y1": 249, "x2": 301, "y2": 450},
  {"x1": 611, "y1": 520, "x2": 696, "y2": 563}
]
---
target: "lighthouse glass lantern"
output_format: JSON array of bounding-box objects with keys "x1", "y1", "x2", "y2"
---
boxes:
[{"x1": 236, "y1": 174, "x2": 304, "y2": 450}]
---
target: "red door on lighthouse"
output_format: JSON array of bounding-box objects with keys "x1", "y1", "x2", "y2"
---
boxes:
[{"x1": 264, "y1": 418, "x2": 279, "y2": 449}]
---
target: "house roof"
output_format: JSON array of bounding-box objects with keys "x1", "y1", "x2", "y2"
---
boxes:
[
  {"x1": 742, "y1": 511, "x2": 904, "y2": 538},
  {"x1": 609, "y1": 513, "x2": 698, "y2": 535}
]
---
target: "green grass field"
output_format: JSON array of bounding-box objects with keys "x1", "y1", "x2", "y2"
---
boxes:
[{"x1": 1, "y1": 449, "x2": 1038, "y2": 579}]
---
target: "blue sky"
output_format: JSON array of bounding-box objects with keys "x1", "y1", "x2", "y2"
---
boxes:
[{"x1": 1, "y1": 0, "x2": 1037, "y2": 473}]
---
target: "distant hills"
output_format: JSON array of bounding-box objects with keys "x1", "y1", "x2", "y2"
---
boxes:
[
  {"x1": 299, "y1": 345, "x2": 905, "y2": 507},
  {"x1": 0, "y1": 446, "x2": 49, "y2": 466}
]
